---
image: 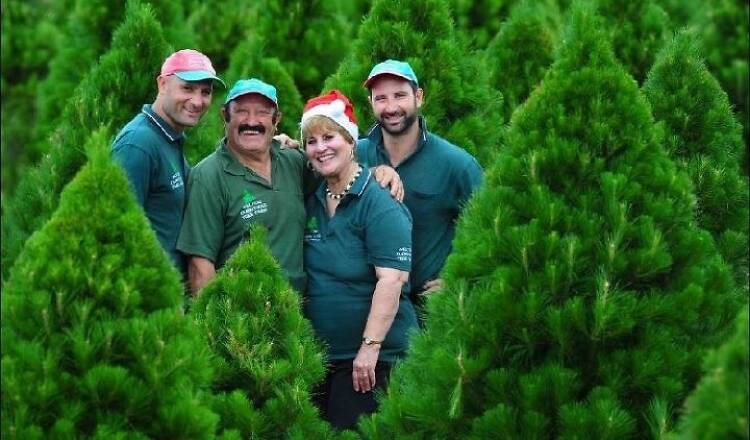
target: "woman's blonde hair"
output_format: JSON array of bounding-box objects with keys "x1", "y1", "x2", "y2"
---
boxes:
[{"x1": 302, "y1": 115, "x2": 355, "y2": 146}]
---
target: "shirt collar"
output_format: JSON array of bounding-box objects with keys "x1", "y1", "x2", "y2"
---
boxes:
[{"x1": 141, "y1": 104, "x2": 185, "y2": 144}]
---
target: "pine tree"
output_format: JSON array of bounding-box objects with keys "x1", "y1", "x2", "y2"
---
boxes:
[
  {"x1": 1, "y1": 130, "x2": 218, "y2": 438},
  {"x1": 33, "y1": 0, "x2": 194, "y2": 156},
  {"x1": 1, "y1": 0, "x2": 174, "y2": 281},
  {"x1": 643, "y1": 30, "x2": 749, "y2": 291},
  {"x1": 484, "y1": 0, "x2": 561, "y2": 124},
  {"x1": 1, "y1": 0, "x2": 69, "y2": 195},
  {"x1": 324, "y1": 0, "x2": 504, "y2": 166},
  {"x1": 191, "y1": 226, "x2": 333, "y2": 438},
  {"x1": 361, "y1": 5, "x2": 739, "y2": 438},
  {"x1": 596, "y1": 0, "x2": 670, "y2": 83},
  {"x1": 185, "y1": 34, "x2": 304, "y2": 164},
  {"x1": 672, "y1": 307, "x2": 749, "y2": 439},
  {"x1": 691, "y1": 0, "x2": 749, "y2": 173},
  {"x1": 185, "y1": 0, "x2": 355, "y2": 101},
  {"x1": 448, "y1": 0, "x2": 516, "y2": 49}
]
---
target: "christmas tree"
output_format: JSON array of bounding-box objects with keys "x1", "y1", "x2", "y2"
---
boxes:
[
  {"x1": 0, "y1": 0, "x2": 67, "y2": 195},
  {"x1": 672, "y1": 307, "x2": 749, "y2": 439},
  {"x1": 691, "y1": 0, "x2": 749, "y2": 173},
  {"x1": 1, "y1": 130, "x2": 217, "y2": 438},
  {"x1": 186, "y1": 0, "x2": 355, "y2": 100},
  {"x1": 191, "y1": 226, "x2": 333, "y2": 438},
  {"x1": 34, "y1": 0, "x2": 194, "y2": 155},
  {"x1": 596, "y1": 0, "x2": 670, "y2": 83},
  {"x1": 324, "y1": 0, "x2": 504, "y2": 166},
  {"x1": 361, "y1": 5, "x2": 739, "y2": 438},
  {"x1": 643, "y1": 30, "x2": 749, "y2": 291},
  {"x1": 1, "y1": 0, "x2": 174, "y2": 280},
  {"x1": 484, "y1": 0, "x2": 561, "y2": 123},
  {"x1": 448, "y1": 0, "x2": 516, "y2": 49}
]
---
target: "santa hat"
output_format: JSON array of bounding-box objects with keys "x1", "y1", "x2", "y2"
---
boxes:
[{"x1": 300, "y1": 90, "x2": 359, "y2": 141}]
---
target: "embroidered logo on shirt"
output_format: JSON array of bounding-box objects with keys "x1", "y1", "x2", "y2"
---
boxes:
[
  {"x1": 396, "y1": 246, "x2": 412, "y2": 263},
  {"x1": 304, "y1": 216, "x2": 322, "y2": 242},
  {"x1": 169, "y1": 162, "x2": 183, "y2": 190},
  {"x1": 240, "y1": 190, "x2": 268, "y2": 221}
]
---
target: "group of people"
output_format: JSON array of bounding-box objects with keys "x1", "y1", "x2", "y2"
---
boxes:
[{"x1": 112, "y1": 49, "x2": 482, "y2": 430}]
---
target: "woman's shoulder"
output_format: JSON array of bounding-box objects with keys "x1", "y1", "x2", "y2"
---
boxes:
[{"x1": 359, "y1": 174, "x2": 412, "y2": 223}]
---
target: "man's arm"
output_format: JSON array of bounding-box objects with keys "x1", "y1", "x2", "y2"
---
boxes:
[{"x1": 187, "y1": 256, "x2": 216, "y2": 296}]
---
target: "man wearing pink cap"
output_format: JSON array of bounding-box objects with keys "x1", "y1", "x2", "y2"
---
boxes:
[{"x1": 112, "y1": 49, "x2": 224, "y2": 277}]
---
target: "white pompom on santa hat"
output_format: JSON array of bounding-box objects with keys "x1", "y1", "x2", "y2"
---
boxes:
[{"x1": 300, "y1": 90, "x2": 359, "y2": 141}]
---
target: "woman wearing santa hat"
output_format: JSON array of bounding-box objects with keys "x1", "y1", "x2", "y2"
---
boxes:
[{"x1": 300, "y1": 90, "x2": 418, "y2": 429}]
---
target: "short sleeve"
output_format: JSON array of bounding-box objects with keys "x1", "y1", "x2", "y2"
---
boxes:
[
  {"x1": 112, "y1": 144, "x2": 152, "y2": 206},
  {"x1": 176, "y1": 171, "x2": 224, "y2": 262},
  {"x1": 365, "y1": 203, "x2": 412, "y2": 271}
]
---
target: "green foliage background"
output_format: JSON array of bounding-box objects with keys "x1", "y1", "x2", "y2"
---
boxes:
[{"x1": 1, "y1": 0, "x2": 748, "y2": 436}]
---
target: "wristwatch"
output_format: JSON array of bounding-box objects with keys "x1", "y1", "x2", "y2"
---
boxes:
[{"x1": 362, "y1": 336, "x2": 382, "y2": 346}]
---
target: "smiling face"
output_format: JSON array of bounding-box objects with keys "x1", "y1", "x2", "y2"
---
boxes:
[
  {"x1": 154, "y1": 75, "x2": 213, "y2": 132},
  {"x1": 368, "y1": 75, "x2": 423, "y2": 136},
  {"x1": 303, "y1": 116, "x2": 356, "y2": 179},
  {"x1": 222, "y1": 93, "x2": 279, "y2": 157}
]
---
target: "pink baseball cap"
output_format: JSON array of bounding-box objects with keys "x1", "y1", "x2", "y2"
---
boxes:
[{"x1": 160, "y1": 49, "x2": 225, "y2": 87}]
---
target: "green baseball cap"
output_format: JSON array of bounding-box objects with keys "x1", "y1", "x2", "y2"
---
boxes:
[
  {"x1": 363, "y1": 59, "x2": 419, "y2": 88},
  {"x1": 224, "y1": 78, "x2": 278, "y2": 107}
]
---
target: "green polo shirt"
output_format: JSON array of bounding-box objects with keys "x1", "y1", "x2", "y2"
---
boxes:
[
  {"x1": 112, "y1": 104, "x2": 190, "y2": 275},
  {"x1": 177, "y1": 139, "x2": 307, "y2": 292},
  {"x1": 357, "y1": 118, "x2": 483, "y2": 304},
  {"x1": 303, "y1": 168, "x2": 417, "y2": 362}
]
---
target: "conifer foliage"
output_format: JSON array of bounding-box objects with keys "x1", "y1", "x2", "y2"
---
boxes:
[
  {"x1": 596, "y1": 0, "x2": 670, "y2": 83},
  {"x1": 672, "y1": 307, "x2": 749, "y2": 439},
  {"x1": 191, "y1": 227, "x2": 332, "y2": 438},
  {"x1": 484, "y1": 0, "x2": 561, "y2": 123},
  {"x1": 1, "y1": 0, "x2": 173, "y2": 280},
  {"x1": 362, "y1": 6, "x2": 738, "y2": 438},
  {"x1": 324, "y1": 0, "x2": 504, "y2": 166},
  {"x1": 1, "y1": 131, "x2": 217, "y2": 439},
  {"x1": 643, "y1": 30, "x2": 749, "y2": 290}
]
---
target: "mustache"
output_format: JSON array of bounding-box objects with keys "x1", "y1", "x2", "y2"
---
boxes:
[{"x1": 238, "y1": 123, "x2": 266, "y2": 134}]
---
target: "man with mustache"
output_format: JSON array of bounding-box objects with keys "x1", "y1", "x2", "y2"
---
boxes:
[
  {"x1": 176, "y1": 78, "x2": 311, "y2": 295},
  {"x1": 112, "y1": 49, "x2": 224, "y2": 277},
  {"x1": 358, "y1": 60, "x2": 483, "y2": 320}
]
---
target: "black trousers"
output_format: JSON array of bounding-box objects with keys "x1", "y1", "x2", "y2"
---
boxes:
[{"x1": 313, "y1": 360, "x2": 393, "y2": 430}]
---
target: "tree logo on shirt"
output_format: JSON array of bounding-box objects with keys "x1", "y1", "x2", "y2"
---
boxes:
[
  {"x1": 240, "y1": 190, "x2": 267, "y2": 221},
  {"x1": 242, "y1": 190, "x2": 255, "y2": 204},
  {"x1": 304, "y1": 216, "x2": 321, "y2": 242}
]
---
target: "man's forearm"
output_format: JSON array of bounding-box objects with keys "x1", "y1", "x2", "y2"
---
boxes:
[{"x1": 188, "y1": 256, "x2": 216, "y2": 296}]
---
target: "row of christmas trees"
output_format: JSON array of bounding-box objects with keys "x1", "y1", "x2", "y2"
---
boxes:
[
  {"x1": 2, "y1": 0, "x2": 747, "y2": 195},
  {"x1": 2, "y1": 0, "x2": 749, "y2": 437}
]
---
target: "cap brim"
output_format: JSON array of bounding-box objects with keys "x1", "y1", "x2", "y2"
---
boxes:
[
  {"x1": 363, "y1": 71, "x2": 418, "y2": 88},
  {"x1": 175, "y1": 71, "x2": 226, "y2": 88}
]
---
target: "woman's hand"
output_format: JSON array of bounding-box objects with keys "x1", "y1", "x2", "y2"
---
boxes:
[{"x1": 352, "y1": 344, "x2": 380, "y2": 393}]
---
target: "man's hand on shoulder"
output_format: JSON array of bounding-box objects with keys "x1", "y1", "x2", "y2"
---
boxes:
[
  {"x1": 372, "y1": 165, "x2": 404, "y2": 202},
  {"x1": 274, "y1": 133, "x2": 301, "y2": 149}
]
